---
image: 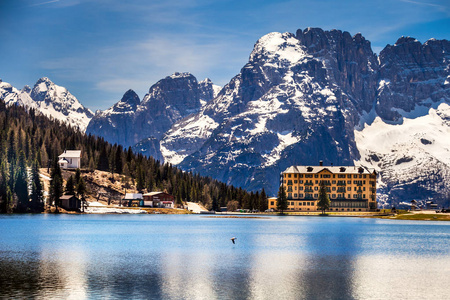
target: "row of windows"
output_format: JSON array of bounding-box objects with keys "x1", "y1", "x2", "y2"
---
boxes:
[
  {"x1": 290, "y1": 201, "x2": 315, "y2": 206},
  {"x1": 286, "y1": 173, "x2": 371, "y2": 179},
  {"x1": 288, "y1": 193, "x2": 369, "y2": 199},
  {"x1": 287, "y1": 208, "x2": 366, "y2": 212},
  {"x1": 285, "y1": 180, "x2": 368, "y2": 185},
  {"x1": 288, "y1": 186, "x2": 368, "y2": 192}
]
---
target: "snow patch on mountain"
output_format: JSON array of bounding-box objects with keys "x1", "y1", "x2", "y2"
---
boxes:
[
  {"x1": 0, "y1": 78, "x2": 93, "y2": 131},
  {"x1": 355, "y1": 102, "x2": 450, "y2": 207}
]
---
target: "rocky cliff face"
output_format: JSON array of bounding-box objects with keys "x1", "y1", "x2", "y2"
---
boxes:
[
  {"x1": 159, "y1": 28, "x2": 450, "y2": 206},
  {"x1": 86, "y1": 72, "x2": 218, "y2": 159},
  {"x1": 376, "y1": 37, "x2": 450, "y2": 121},
  {"x1": 162, "y1": 29, "x2": 380, "y2": 191},
  {"x1": 0, "y1": 77, "x2": 93, "y2": 131}
]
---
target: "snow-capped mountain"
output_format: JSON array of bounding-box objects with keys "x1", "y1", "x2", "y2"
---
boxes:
[
  {"x1": 160, "y1": 28, "x2": 450, "y2": 205},
  {"x1": 0, "y1": 77, "x2": 93, "y2": 131},
  {"x1": 86, "y1": 72, "x2": 219, "y2": 160}
]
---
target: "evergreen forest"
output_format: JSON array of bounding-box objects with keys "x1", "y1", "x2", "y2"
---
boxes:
[{"x1": 0, "y1": 100, "x2": 268, "y2": 213}]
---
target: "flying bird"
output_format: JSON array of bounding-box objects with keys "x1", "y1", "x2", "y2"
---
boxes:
[{"x1": 231, "y1": 237, "x2": 237, "y2": 244}]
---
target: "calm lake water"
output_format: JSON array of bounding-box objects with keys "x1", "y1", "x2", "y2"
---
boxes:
[{"x1": 0, "y1": 214, "x2": 449, "y2": 300}]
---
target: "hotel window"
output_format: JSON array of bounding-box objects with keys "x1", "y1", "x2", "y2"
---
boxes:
[
  {"x1": 332, "y1": 180, "x2": 336, "y2": 184},
  {"x1": 299, "y1": 194, "x2": 303, "y2": 198},
  {"x1": 347, "y1": 180, "x2": 351, "y2": 184},
  {"x1": 332, "y1": 194, "x2": 336, "y2": 198},
  {"x1": 353, "y1": 194, "x2": 357, "y2": 198},
  {"x1": 291, "y1": 202, "x2": 295, "y2": 205},
  {"x1": 271, "y1": 201, "x2": 274, "y2": 205},
  {"x1": 303, "y1": 202, "x2": 306, "y2": 205},
  {"x1": 354, "y1": 174, "x2": 358, "y2": 178},
  {"x1": 294, "y1": 180, "x2": 297, "y2": 184},
  {"x1": 314, "y1": 187, "x2": 318, "y2": 191},
  {"x1": 314, "y1": 194, "x2": 318, "y2": 198},
  {"x1": 300, "y1": 180, "x2": 303, "y2": 184},
  {"x1": 315, "y1": 180, "x2": 318, "y2": 184},
  {"x1": 294, "y1": 174, "x2": 298, "y2": 178},
  {"x1": 299, "y1": 187, "x2": 303, "y2": 190},
  {"x1": 300, "y1": 174, "x2": 303, "y2": 178},
  {"x1": 348, "y1": 194, "x2": 351, "y2": 198},
  {"x1": 294, "y1": 194, "x2": 298, "y2": 198},
  {"x1": 348, "y1": 175, "x2": 351, "y2": 178},
  {"x1": 332, "y1": 187, "x2": 336, "y2": 191},
  {"x1": 347, "y1": 187, "x2": 351, "y2": 191}
]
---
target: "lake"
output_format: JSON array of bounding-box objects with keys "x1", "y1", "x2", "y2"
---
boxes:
[{"x1": 0, "y1": 214, "x2": 449, "y2": 299}]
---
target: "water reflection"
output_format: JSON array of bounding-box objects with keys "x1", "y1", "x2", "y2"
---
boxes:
[{"x1": 0, "y1": 215, "x2": 449, "y2": 299}]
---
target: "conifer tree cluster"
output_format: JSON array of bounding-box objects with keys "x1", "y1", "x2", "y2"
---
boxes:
[{"x1": 0, "y1": 100, "x2": 267, "y2": 213}]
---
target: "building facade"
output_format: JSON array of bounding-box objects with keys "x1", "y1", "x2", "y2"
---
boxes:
[
  {"x1": 143, "y1": 192, "x2": 174, "y2": 208},
  {"x1": 268, "y1": 164, "x2": 377, "y2": 212},
  {"x1": 58, "y1": 150, "x2": 81, "y2": 169}
]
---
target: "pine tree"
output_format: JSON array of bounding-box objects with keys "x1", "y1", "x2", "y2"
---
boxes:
[
  {"x1": 49, "y1": 159, "x2": 63, "y2": 209},
  {"x1": 29, "y1": 159, "x2": 44, "y2": 212},
  {"x1": 76, "y1": 176, "x2": 86, "y2": 199},
  {"x1": 15, "y1": 150, "x2": 29, "y2": 212},
  {"x1": 65, "y1": 175, "x2": 75, "y2": 195},
  {"x1": 277, "y1": 184, "x2": 288, "y2": 214},
  {"x1": 317, "y1": 181, "x2": 330, "y2": 214}
]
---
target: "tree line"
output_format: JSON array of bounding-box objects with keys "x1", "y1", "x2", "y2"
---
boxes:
[{"x1": 0, "y1": 100, "x2": 268, "y2": 213}]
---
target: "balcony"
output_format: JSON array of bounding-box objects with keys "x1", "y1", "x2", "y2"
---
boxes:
[
  {"x1": 304, "y1": 188, "x2": 314, "y2": 193},
  {"x1": 337, "y1": 187, "x2": 346, "y2": 193},
  {"x1": 304, "y1": 182, "x2": 314, "y2": 186},
  {"x1": 356, "y1": 182, "x2": 363, "y2": 186},
  {"x1": 357, "y1": 188, "x2": 363, "y2": 193},
  {"x1": 337, "y1": 181, "x2": 346, "y2": 186}
]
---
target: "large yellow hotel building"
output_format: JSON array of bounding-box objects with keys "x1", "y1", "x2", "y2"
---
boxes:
[{"x1": 268, "y1": 162, "x2": 377, "y2": 212}]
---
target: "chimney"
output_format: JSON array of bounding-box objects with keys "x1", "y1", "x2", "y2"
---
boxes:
[{"x1": 319, "y1": 160, "x2": 323, "y2": 166}]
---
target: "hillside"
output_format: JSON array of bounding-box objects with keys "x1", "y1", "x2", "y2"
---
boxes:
[{"x1": 0, "y1": 100, "x2": 265, "y2": 213}]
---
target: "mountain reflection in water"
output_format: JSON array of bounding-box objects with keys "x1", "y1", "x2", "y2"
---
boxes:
[{"x1": 0, "y1": 214, "x2": 449, "y2": 299}]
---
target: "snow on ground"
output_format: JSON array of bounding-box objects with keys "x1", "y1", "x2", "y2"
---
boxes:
[
  {"x1": 85, "y1": 201, "x2": 146, "y2": 214},
  {"x1": 187, "y1": 202, "x2": 207, "y2": 213}
]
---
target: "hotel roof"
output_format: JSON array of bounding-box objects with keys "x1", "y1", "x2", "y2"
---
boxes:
[{"x1": 282, "y1": 165, "x2": 376, "y2": 175}]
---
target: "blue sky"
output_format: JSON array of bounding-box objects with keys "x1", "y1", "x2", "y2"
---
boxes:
[{"x1": 1, "y1": 0, "x2": 449, "y2": 111}]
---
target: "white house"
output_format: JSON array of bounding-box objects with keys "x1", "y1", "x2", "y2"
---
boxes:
[{"x1": 58, "y1": 150, "x2": 81, "y2": 169}]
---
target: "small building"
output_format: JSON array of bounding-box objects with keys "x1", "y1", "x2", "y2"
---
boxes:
[
  {"x1": 143, "y1": 192, "x2": 174, "y2": 208},
  {"x1": 123, "y1": 193, "x2": 143, "y2": 207},
  {"x1": 58, "y1": 150, "x2": 81, "y2": 169},
  {"x1": 60, "y1": 195, "x2": 81, "y2": 211}
]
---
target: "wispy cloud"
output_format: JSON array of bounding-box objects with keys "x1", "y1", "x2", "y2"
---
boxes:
[
  {"x1": 400, "y1": 0, "x2": 449, "y2": 10},
  {"x1": 28, "y1": 0, "x2": 60, "y2": 7}
]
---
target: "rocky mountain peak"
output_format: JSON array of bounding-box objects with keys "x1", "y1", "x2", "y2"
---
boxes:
[
  {"x1": 21, "y1": 85, "x2": 31, "y2": 93},
  {"x1": 111, "y1": 89, "x2": 140, "y2": 113},
  {"x1": 250, "y1": 32, "x2": 307, "y2": 66},
  {"x1": 394, "y1": 36, "x2": 418, "y2": 46},
  {"x1": 1, "y1": 77, "x2": 93, "y2": 131}
]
